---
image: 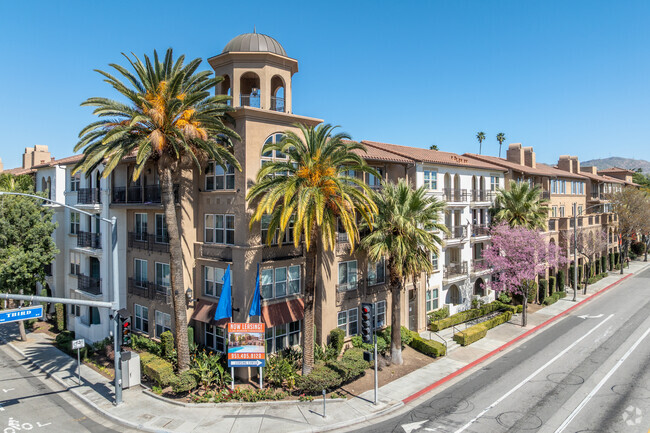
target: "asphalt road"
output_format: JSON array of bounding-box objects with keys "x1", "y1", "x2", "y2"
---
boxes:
[
  {"x1": 0, "y1": 336, "x2": 133, "y2": 433},
  {"x1": 351, "y1": 267, "x2": 650, "y2": 433}
]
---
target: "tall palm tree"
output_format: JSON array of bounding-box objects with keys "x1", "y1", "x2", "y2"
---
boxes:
[
  {"x1": 74, "y1": 49, "x2": 241, "y2": 371},
  {"x1": 492, "y1": 180, "x2": 549, "y2": 230},
  {"x1": 476, "y1": 131, "x2": 486, "y2": 155},
  {"x1": 496, "y1": 132, "x2": 506, "y2": 158},
  {"x1": 360, "y1": 180, "x2": 447, "y2": 365},
  {"x1": 247, "y1": 123, "x2": 377, "y2": 374}
]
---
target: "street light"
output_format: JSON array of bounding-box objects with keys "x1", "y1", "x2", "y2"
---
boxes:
[{"x1": 0, "y1": 191, "x2": 123, "y2": 405}]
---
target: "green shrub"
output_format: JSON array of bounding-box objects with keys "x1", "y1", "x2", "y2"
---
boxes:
[
  {"x1": 631, "y1": 241, "x2": 645, "y2": 256},
  {"x1": 429, "y1": 301, "x2": 505, "y2": 331},
  {"x1": 381, "y1": 326, "x2": 413, "y2": 347},
  {"x1": 615, "y1": 252, "x2": 620, "y2": 266},
  {"x1": 557, "y1": 270, "x2": 565, "y2": 292},
  {"x1": 452, "y1": 311, "x2": 512, "y2": 346},
  {"x1": 558, "y1": 291, "x2": 566, "y2": 299},
  {"x1": 548, "y1": 276, "x2": 556, "y2": 295},
  {"x1": 295, "y1": 362, "x2": 343, "y2": 394},
  {"x1": 526, "y1": 281, "x2": 537, "y2": 303},
  {"x1": 587, "y1": 272, "x2": 609, "y2": 285},
  {"x1": 160, "y1": 331, "x2": 175, "y2": 359},
  {"x1": 543, "y1": 293, "x2": 559, "y2": 306},
  {"x1": 143, "y1": 356, "x2": 174, "y2": 387},
  {"x1": 328, "y1": 328, "x2": 345, "y2": 357},
  {"x1": 538, "y1": 279, "x2": 548, "y2": 302},
  {"x1": 515, "y1": 305, "x2": 523, "y2": 313},
  {"x1": 55, "y1": 330, "x2": 74, "y2": 350},
  {"x1": 266, "y1": 355, "x2": 298, "y2": 389},
  {"x1": 334, "y1": 348, "x2": 369, "y2": 381},
  {"x1": 601, "y1": 256, "x2": 607, "y2": 273},
  {"x1": 171, "y1": 370, "x2": 198, "y2": 393},
  {"x1": 498, "y1": 292, "x2": 512, "y2": 304},
  {"x1": 25, "y1": 318, "x2": 37, "y2": 330},
  {"x1": 408, "y1": 332, "x2": 446, "y2": 357},
  {"x1": 609, "y1": 252, "x2": 614, "y2": 270},
  {"x1": 132, "y1": 334, "x2": 162, "y2": 356},
  {"x1": 629, "y1": 251, "x2": 638, "y2": 260},
  {"x1": 187, "y1": 326, "x2": 197, "y2": 353},
  {"x1": 139, "y1": 352, "x2": 158, "y2": 370},
  {"x1": 428, "y1": 305, "x2": 449, "y2": 321},
  {"x1": 191, "y1": 350, "x2": 230, "y2": 390},
  {"x1": 55, "y1": 303, "x2": 65, "y2": 332}
]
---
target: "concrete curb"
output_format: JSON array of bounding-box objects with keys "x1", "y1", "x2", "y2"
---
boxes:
[{"x1": 402, "y1": 271, "x2": 636, "y2": 404}]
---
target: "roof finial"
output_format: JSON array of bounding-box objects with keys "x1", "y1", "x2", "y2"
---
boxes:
[{"x1": 254, "y1": 25, "x2": 256, "y2": 34}]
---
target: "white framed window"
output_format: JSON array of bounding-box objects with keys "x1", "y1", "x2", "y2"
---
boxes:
[
  {"x1": 70, "y1": 173, "x2": 80, "y2": 192},
  {"x1": 375, "y1": 300, "x2": 386, "y2": 328},
  {"x1": 155, "y1": 310, "x2": 171, "y2": 338},
  {"x1": 490, "y1": 176, "x2": 499, "y2": 191},
  {"x1": 560, "y1": 206, "x2": 565, "y2": 217},
  {"x1": 426, "y1": 289, "x2": 439, "y2": 312},
  {"x1": 134, "y1": 213, "x2": 148, "y2": 241},
  {"x1": 204, "y1": 266, "x2": 226, "y2": 298},
  {"x1": 205, "y1": 324, "x2": 226, "y2": 353},
  {"x1": 338, "y1": 260, "x2": 358, "y2": 291},
  {"x1": 366, "y1": 167, "x2": 384, "y2": 188},
  {"x1": 552, "y1": 206, "x2": 558, "y2": 218},
  {"x1": 205, "y1": 214, "x2": 235, "y2": 245},
  {"x1": 265, "y1": 320, "x2": 301, "y2": 354},
  {"x1": 337, "y1": 308, "x2": 359, "y2": 337},
  {"x1": 155, "y1": 214, "x2": 168, "y2": 244},
  {"x1": 134, "y1": 304, "x2": 149, "y2": 333},
  {"x1": 70, "y1": 211, "x2": 80, "y2": 235},
  {"x1": 424, "y1": 170, "x2": 437, "y2": 190},
  {"x1": 70, "y1": 251, "x2": 80, "y2": 275},
  {"x1": 367, "y1": 258, "x2": 385, "y2": 286},
  {"x1": 205, "y1": 162, "x2": 235, "y2": 191},
  {"x1": 155, "y1": 262, "x2": 170, "y2": 288},
  {"x1": 431, "y1": 252, "x2": 439, "y2": 271},
  {"x1": 260, "y1": 265, "x2": 300, "y2": 299},
  {"x1": 261, "y1": 133, "x2": 288, "y2": 175},
  {"x1": 134, "y1": 259, "x2": 147, "y2": 287},
  {"x1": 288, "y1": 265, "x2": 300, "y2": 295},
  {"x1": 260, "y1": 215, "x2": 294, "y2": 245},
  {"x1": 578, "y1": 205, "x2": 583, "y2": 216}
]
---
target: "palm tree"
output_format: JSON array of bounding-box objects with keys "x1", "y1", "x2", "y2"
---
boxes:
[
  {"x1": 496, "y1": 132, "x2": 506, "y2": 158},
  {"x1": 73, "y1": 49, "x2": 241, "y2": 372},
  {"x1": 247, "y1": 123, "x2": 377, "y2": 374},
  {"x1": 360, "y1": 180, "x2": 447, "y2": 365},
  {"x1": 429, "y1": 144, "x2": 439, "y2": 151},
  {"x1": 492, "y1": 180, "x2": 549, "y2": 230},
  {"x1": 476, "y1": 132, "x2": 486, "y2": 155}
]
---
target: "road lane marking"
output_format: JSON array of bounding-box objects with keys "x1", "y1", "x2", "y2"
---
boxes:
[
  {"x1": 453, "y1": 314, "x2": 615, "y2": 433},
  {"x1": 578, "y1": 314, "x2": 604, "y2": 319},
  {"x1": 554, "y1": 325, "x2": 650, "y2": 433}
]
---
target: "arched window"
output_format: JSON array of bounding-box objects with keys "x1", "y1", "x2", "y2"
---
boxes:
[
  {"x1": 447, "y1": 285, "x2": 462, "y2": 305},
  {"x1": 219, "y1": 74, "x2": 232, "y2": 105},
  {"x1": 240, "y1": 72, "x2": 261, "y2": 108},
  {"x1": 474, "y1": 278, "x2": 485, "y2": 297},
  {"x1": 47, "y1": 176, "x2": 52, "y2": 200},
  {"x1": 271, "y1": 75, "x2": 285, "y2": 112},
  {"x1": 261, "y1": 133, "x2": 289, "y2": 176}
]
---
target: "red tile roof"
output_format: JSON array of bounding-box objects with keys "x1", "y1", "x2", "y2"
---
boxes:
[
  {"x1": 352, "y1": 143, "x2": 413, "y2": 163},
  {"x1": 465, "y1": 153, "x2": 586, "y2": 179},
  {"x1": 598, "y1": 167, "x2": 636, "y2": 174}
]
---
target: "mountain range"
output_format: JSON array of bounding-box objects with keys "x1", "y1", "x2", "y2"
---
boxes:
[{"x1": 580, "y1": 157, "x2": 650, "y2": 174}]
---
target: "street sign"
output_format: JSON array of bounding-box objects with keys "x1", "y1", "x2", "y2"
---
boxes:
[
  {"x1": 227, "y1": 323, "x2": 266, "y2": 368},
  {"x1": 72, "y1": 339, "x2": 85, "y2": 350},
  {"x1": 0, "y1": 306, "x2": 43, "y2": 324}
]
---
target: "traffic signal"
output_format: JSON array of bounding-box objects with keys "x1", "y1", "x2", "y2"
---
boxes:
[
  {"x1": 120, "y1": 314, "x2": 132, "y2": 346},
  {"x1": 361, "y1": 303, "x2": 374, "y2": 344}
]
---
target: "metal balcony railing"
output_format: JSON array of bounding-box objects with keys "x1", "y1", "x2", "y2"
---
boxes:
[
  {"x1": 444, "y1": 226, "x2": 467, "y2": 240},
  {"x1": 127, "y1": 278, "x2": 171, "y2": 304},
  {"x1": 541, "y1": 191, "x2": 551, "y2": 200},
  {"x1": 443, "y1": 188, "x2": 469, "y2": 202},
  {"x1": 470, "y1": 190, "x2": 494, "y2": 202},
  {"x1": 77, "y1": 231, "x2": 102, "y2": 249},
  {"x1": 77, "y1": 188, "x2": 101, "y2": 204},
  {"x1": 471, "y1": 224, "x2": 490, "y2": 237},
  {"x1": 199, "y1": 244, "x2": 233, "y2": 262},
  {"x1": 271, "y1": 96, "x2": 285, "y2": 112},
  {"x1": 471, "y1": 258, "x2": 487, "y2": 274},
  {"x1": 112, "y1": 184, "x2": 179, "y2": 204},
  {"x1": 128, "y1": 232, "x2": 170, "y2": 253},
  {"x1": 443, "y1": 261, "x2": 468, "y2": 280},
  {"x1": 262, "y1": 244, "x2": 304, "y2": 262},
  {"x1": 240, "y1": 94, "x2": 261, "y2": 108},
  {"x1": 77, "y1": 274, "x2": 102, "y2": 295}
]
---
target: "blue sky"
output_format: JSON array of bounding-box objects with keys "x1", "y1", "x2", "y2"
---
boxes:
[{"x1": 1, "y1": 0, "x2": 649, "y2": 169}]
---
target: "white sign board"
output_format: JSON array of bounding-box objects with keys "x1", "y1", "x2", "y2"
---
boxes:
[{"x1": 72, "y1": 339, "x2": 85, "y2": 350}]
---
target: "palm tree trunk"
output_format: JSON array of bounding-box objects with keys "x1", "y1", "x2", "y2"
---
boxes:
[
  {"x1": 159, "y1": 166, "x2": 190, "y2": 372},
  {"x1": 302, "y1": 236, "x2": 318, "y2": 375},
  {"x1": 389, "y1": 261, "x2": 403, "y2": 365}
]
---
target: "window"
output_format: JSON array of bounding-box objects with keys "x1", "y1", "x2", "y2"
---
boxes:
[
  {"x1": 70, "y1": 211, "x2": 80, "y2": 235},
  {"x1": 70, "y1": 174, "x2": 80, "y2": 192},
  {"x1": 337, "y1": 308, "x2": 359, "y2": 337},
  {"x1": 155, "y1": 214, "x2": 168, "y2": 244},
  {"x1": 367, "y1": 258, "x2": 385, "y2": 286},
  {"x1": 204, "y1": 266, "x2": 226, "y2": 298},
  {"x1": 559, "y1": 180, "x2": 566, "y2": 194},
  {"x1": 260, "y1": 214, "x2": 294, "y2": 245},
  {"x1": 338, "y1": 260, "x2": 358, "y2": 291},
  {"x1": 560, "y1": 206, "x2": 565, "y2": 217},
  {"x1": 134, "y1": 304, "x2": 149, "y2": 333},
  {"x1": 490, "y1": 176, "x2": 499, "y2": 191},
  {"x1": 580, "y1": 182, "x2": 585, "y2": 194},
  {"x1": 578, "y1": 205, "x2": 583, "y2": 216},
  {"x1": 88, "y1": 307, "x2": 101, "y2": 325},
  {"x1": 134, "y1": 259, "x2": 147, "y2": 287},
  {"x1": 205, "y1": 162, "x2": 235, "y2": 191},
  {"x1": 265, "y1": 320, "x2": 301, "y2": 353},
  {"x1": 260, "y1": 265, "x2": 300, "y2": 299},
  {"x1": 571, "y1": 181, "x2": 576, "y2": 195},
  {"x1": 70, "y1": 251, "x2": 80, "y2": 275},
  {"x1": 552, "y1": 206, "x2": 558, "y2": 218},
  {"x1": 155, "y1": 262, "x2": 171, "y2": 287},
  {"x1": 431, "y1": 252, "x2": 439, "y2": 270},
  {"x1": 550, "y1": 180, "x2": 556, "y2": 194},
  {"x1": 426, "y1": 289, "x2": 439, "y2": 312},
  {"x1": 155, "y1": 310, "x2": 171, "y2": 337},
  {"x1": 205, "y1": 214, "x2": 235, "y2": 245},
  {"x1": 367, "y1": 168, "x2": 383, "y2": 188},
  {"x1": 205, "y1": 325, "x2": 226, "y2": 353},
  {"x1": 424, "y1": 170, "x2": 437, "y2": 190},
  {"x1": 261, "y1": 133, "x2": 288, "y2": 175},
  {"x1": 135, "y1": 213, "x2": 148, "y2": 241},
  {"x1": 375, "y1": 300, "x2": 386, "y2": 328}
]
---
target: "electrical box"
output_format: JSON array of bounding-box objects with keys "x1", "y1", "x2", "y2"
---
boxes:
[{"x1": 121, "y1": 351, "x2": 141, "y2": 389}]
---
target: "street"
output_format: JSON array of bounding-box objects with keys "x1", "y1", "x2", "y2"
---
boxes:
[
  {"x1": 350, "y1": 267, "x2": 650, "y2": 433},
  {"x1": 0, "y1": 329, "x2": 134, "y2": 433}
]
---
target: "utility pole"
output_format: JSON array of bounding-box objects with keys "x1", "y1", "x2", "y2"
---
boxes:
[{"x1": 573, "y1": 203, "x2": 578, "y2": 302}]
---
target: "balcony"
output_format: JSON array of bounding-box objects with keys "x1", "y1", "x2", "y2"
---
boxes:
[
  {"x1": 112, "y1": 184, "x2": 179, "y2": 205},
  {"x1": 198, "y1": 244, "x2": 233, "y2": 262},
  {"x1": 77, "y1": 274, "x2": 102, "y2": 296},
  {"x1": 77, "y1": 188, "x2": 101, "y2": 205},
  {"x1": 444, "y1": 226, "x2": 467, "y2": 241},
  {"x1": 471, "y1": 224, "x2": 490, "y2": 238},
  {"x1": 541, "y1": 191, "x2": 551, "y2": 200},
  {"x1": 240, "y1": 93, "x2": 261, "y2": 108},
  {"x1": 443, "y1": 188, "x2": 469, "y2": 203},
  {"x1": 127, "y1": 278, "x2": 171, "y2": 304},
  {"x1": 470, "y1": 190, "x2": 494, "y2": 202},
  {"x1": 128, "y1": 232, "x2": 170, "y2": 253},
  {"x1": 443, "y1": 261, "x2": 468, "y2": 282},
  {"x1": 77, "y1": 231, "x2": 102, "y2": 249},
  {"x1": 548, "y1": 219, "x2": 557, "y2": 231},
  {"x1": 262, "y1": 244, "x2": 304, "y2": 262},
  {"x1": 270, "y1": 96, "x2": 285, "y2": 112},
  {"x1": 471, "y1": 258, "x2": 489, "y2": 275}
]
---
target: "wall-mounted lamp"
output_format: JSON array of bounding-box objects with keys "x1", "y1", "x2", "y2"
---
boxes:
[{"x1": 186, "y1": 288, "x2": 195, "y2": 306}]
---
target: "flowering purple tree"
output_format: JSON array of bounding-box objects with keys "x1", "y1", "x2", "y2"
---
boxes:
[{"x1": 482, "y1": 223, "x2": 567, "y2": 326}]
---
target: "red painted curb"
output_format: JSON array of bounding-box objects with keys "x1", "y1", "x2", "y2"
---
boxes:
[{"x1": 402, "y1": 272, "x2": 635, "y2": 404}]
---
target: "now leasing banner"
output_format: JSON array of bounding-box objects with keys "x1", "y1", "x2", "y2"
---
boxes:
[{"x1": 227, "y1": 323, "x2": 266, "y2": 367}]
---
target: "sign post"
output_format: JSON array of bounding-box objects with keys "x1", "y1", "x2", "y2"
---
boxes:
[
  {"x1": 227, "y1": 323, "x2": 266, "y2": 389},
  {"x1": 72, "y1": 339, "x2": 85, "y2": 385}
]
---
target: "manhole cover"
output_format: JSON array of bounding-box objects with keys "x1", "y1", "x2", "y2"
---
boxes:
[
  {"x1": 428, "y1": 395, "x2": 474, "y2": 414},
  {"x1": 611, "y1": 383, "x2": 650, "y2": 400},
  {"x1": 547, "y1": 372, "x2": 585, "y2": 385},
  {"x1": 496, "y1": 411, "x2": 543, "y2": 430}
]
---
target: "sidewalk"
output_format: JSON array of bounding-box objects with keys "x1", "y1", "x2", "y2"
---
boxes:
[{"x1": 1, "y1": 261, "x2": 647, "y2": 433}]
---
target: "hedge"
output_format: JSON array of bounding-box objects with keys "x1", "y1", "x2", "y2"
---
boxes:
[
  {"x1": 142, "y1": 354, "x2": 174, "y2": 387},
  {"x1": 452, "y1": 311, "x2": 513, "y2": 346},
  {"x1": 549, "y1": 276, "x2": 556, "y2": 295},
  {"x1": 408, "y1": 331, "x2": 446, "y2": 357},
  {"x1": 538, "y1": 279, "x2": 548, "y2": 302},
  {"x1": 296, "y1": 348, "x2": 370, "y2": 395},
  {"x1": 329, "y1": 328, "x2": 345, "y2": 357},
  {"x1": 160, "y1": 331, "x2": 175, "y2": 359},
  {"x1": 601, "y1": 256, "x2": 607, "y2": 274},
  {"x1": 587, "y1": 272, "x2": 608, "y2": 285},
  {"x1": 557, "y1": 270, "x2": 565, "y2": 292},
  {"x1": 170, "y1": 370, "x2": 198, "y2": 394},
  {"x1": 429, "y1": 301, "x2": 506, "y2": 331},
  {"x1": 543, "y1": 290, "x2": 567, "y2": 306}
]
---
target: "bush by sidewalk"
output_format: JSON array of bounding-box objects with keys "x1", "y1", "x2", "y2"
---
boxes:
[
  {"x1": 542, "y1": 290, "x2": 567, "y2": 306},
  {"x1": 429, "y1": 301, "x2": 511, "y2": 332},
  {"x1": 452, "y1": 311, "x2": 513, "y2": 346},
  {"x1": 408, "y1": 331, "x2": 446, "y2": 357}
]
